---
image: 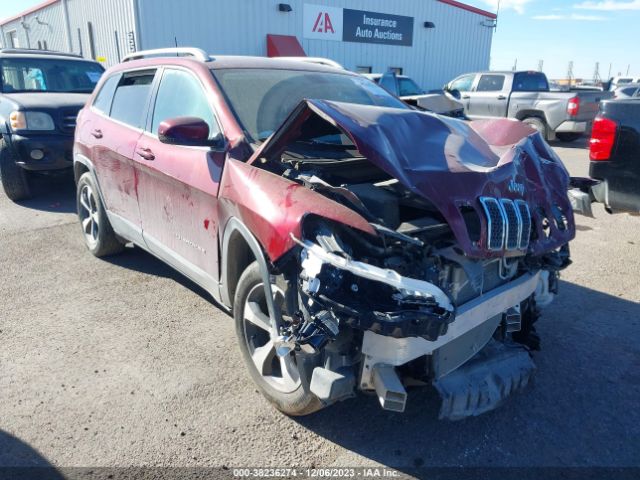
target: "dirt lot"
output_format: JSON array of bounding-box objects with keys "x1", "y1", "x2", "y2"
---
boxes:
[{"x1": 1, "y1": 139, "x2": 639, "y2": 476}]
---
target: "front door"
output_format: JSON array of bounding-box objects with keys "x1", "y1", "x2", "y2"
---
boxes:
[
  {"x1": 466, "y1": 74, "x2": 507, "y2": 119},
  {"x1": 134, "y1": 68, "x2": 225, "y2": 289}
]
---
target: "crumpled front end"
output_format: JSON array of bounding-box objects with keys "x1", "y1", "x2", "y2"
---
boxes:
[{"x1": 242, "y1": 100, "x2": 574, "y2": 418}]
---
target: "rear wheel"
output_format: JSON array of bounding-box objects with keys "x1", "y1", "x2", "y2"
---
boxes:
[
  {"x1": 556, "y1": 132, "x2": 582, "y2": 143},
  {"x1": 76, "y1": 172, "x2": 124, "y2": 257},
  {"x1": 0, "y1": 138, "x2": 31, "y2": 201},
  {"x1": 234, "y1": 261, "x2": 323, "y2": 416},
  {"x1": 522, "y1": 117, "x2": 548, "y2": 140}
]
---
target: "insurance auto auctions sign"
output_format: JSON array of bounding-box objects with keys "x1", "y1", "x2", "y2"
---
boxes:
[{"x1": 303, "y1": 4, "x2": 414, "y2": 47}]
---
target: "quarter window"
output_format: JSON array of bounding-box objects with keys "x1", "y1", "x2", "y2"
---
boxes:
[
  {"x1": 476, "y1": 74, "x2": 505, "y2": 92},
  {"x1": 151, "y1": 69, "x2": 218, "y2": 138},
  {"x1": 92, "y1": 74, "x2": 120, "y2": 114},
  {"x1": 110, "y1": 71, "x2": 155, "y2": 128}
]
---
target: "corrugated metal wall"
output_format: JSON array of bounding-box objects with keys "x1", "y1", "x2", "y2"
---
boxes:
[
  {"x1": 0, "y1": 0, "x2": 493, "y2": 89},
  {"x1": 0, "y1": 0, "x2": 136, "y2": 67},
  {"x1": 65, "y1": 0, "x2": 136, "y2": 64},
  {"x1": 136, "y1": 0, "x2": 493, "y2": 89},
  {"x1": 0, "y1": 3, "x2": 67, "y2": 52}
]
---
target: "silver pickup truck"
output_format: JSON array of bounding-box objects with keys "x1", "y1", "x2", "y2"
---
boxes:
[{"x1": 445, "y1": 71, "x2": 612, "y2": 142}]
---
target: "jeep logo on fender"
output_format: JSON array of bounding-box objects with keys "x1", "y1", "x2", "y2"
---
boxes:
[{"x1": 508, "y1": 179, "x2": 526, "y2": 196}]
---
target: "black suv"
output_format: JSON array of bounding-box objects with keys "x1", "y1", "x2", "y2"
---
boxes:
[{"x1": 0, "y1": 49, "x2": 104, "y2": 200}]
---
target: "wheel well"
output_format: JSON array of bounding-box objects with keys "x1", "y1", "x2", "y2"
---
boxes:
[
  {"x1": 225, "y1": 229, "x2": 257, "y2": 310},
  {"x1": 515, "y1": 110, "x2": 547, "y2": 124},
  {"x1": 74, "y1": 162, "x2": 89, "y2": 184}
]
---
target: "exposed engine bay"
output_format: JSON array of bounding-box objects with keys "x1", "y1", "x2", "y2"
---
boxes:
[{"x1": 251, "y1": 99, "x2": 574, "y2": 419}]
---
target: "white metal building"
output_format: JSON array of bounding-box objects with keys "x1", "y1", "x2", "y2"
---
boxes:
[{"x1": 0, "y1": 0, "x2": 496, "y2": 89}]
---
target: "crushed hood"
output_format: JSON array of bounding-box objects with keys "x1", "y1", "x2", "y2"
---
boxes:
[{"x1": 249, "y1": 99, "x2": 575, "y2": 258}]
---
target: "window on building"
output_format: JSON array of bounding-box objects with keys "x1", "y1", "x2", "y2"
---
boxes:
[
  {"x1": 388, "y1": 67, "x2": 403, "y2": 75},
  {"x1": 151, "y1": 69, "x2": 219, "y2": 138},
  {"x1": 449, "y1": 74, "x2": 475, "y2": 92},
  {"x1": 7, "y1": 30, "x2": 19, "y2": 48},
  {"x1": 355, "y1": 66, "x2": 372, "y2": 74},
  {"x1": 92, "y1": 74, "x2": 121, "y2": 114},
  {"x1": 476, "y1": 74, "x2": 505, "y2": 92},
  {"x1": 110, "y1": 71, "x2": 155, "y2": 128}
]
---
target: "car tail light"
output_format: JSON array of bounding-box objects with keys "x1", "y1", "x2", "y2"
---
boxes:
[
  {"x1": 567, "y1": 97, "x2": 580, "y2": 116},
  {"x1": 589, "y1": 116, "x2": 617, "y2": 161}
]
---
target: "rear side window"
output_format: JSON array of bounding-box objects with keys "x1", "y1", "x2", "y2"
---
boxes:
[
  {"x1": 513, "y1": 72, "x2": 549, "y2": 92},
  {"x1": 110, "y1": 71, "x2": 155, "y2": 128},
  {"x1": 92, "y1": 74, "x2": 120, "y2": 114},
  {"x1": 150, "y1": 69, "x2": 218, "y2": 138},
  {"x1": 476, "y1": 74, "x2": 505, "y2": 92}
]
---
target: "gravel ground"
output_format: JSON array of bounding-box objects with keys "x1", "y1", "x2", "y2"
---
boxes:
[{"x1": 0, "y1": 139, "x2": 639, "y2": 477}]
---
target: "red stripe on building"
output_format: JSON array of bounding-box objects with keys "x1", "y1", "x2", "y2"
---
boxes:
[
  {"x1": 1, "y1": 0, "x2": 60, "y2": 26},
  {"x1": 438, "y1": 0, "x2": 497, "y2": 19}
]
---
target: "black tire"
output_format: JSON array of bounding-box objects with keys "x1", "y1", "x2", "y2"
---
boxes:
[
  {"x1": 76, "y1": 172, "x2": 124, "y2": 257},
  {"x1": 0, "y1": 138, "x2": 31, "y2": 201},
  {"x1": 522, "y1": 117, "x2": 548, "y2": 140},
  {"x1": 234, "y1": 261, "x2": 323, "y2": 416},
  {"x1": 556, "y1": 132, "x2": 582, "y2": 143}
]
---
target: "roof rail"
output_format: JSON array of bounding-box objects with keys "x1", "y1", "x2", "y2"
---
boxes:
[
  {"x1": 0, "y1": 48, "x2": 83, "y2": 58},
  {"x1": 277, "y1": 56, "x2": 345, "y2": 70},
  {"x1": 122, "y1": 47, "x2": 209, "y2": 63}
]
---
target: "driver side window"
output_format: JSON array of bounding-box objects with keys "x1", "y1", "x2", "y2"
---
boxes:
[
  {"x1": 450, "y1": 74, "x2": 475, "y2": 92},
  {"x1": 151, "y1": 69, "x2": 219, "y2": 139}
]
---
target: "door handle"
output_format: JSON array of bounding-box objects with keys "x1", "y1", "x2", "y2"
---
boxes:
[
  {"x1": 497, "y1": 95, "x2": 507, "y2": 100},
  {"x1": 462, "y1": 95, "x2": 470, "y2": 99},
  {"x1": 91, "y1": 129, "x2": 103, "y2": 139},
  {"x1": 135, "y1": 147, "x2": 155, "y2": 161}
]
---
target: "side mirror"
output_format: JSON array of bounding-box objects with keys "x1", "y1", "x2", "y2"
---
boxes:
[
  {"x1": 158, "y1": 116, "x2": 224, "y2": 149},
  {"x1": 447, "y1": 88, "x2": 461, "y2": 100}
]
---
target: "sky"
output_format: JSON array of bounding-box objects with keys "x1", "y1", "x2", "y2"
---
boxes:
[{"x1": 1, "y1": 0, "x2": 638, "y2": 79}]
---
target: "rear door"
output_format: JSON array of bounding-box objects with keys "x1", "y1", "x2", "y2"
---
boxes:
[
  {"x1": 466, "y1": 74, "x2": 507, "y2": 119},
  {"x1": 134, "y1": 67, "x2": 225, "y2": 289},
  {"x1": 80, "y1": 69, "x2": 156, "y2": 241}
]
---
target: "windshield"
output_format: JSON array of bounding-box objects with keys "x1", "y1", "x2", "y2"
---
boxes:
[
  {"x1": 398, "y1": 77, "x2": 424, "y2": 96},
  {"x1": 213, "y1": 68, "x2": 407, "y2": 142},
  {"x1": 0, "y1": 58, "x2": 104, "y2": 94}
]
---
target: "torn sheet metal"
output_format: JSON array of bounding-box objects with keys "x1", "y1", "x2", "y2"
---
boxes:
[{"x1": 250, "y1": 99, "x2": 576, "y2": 258}]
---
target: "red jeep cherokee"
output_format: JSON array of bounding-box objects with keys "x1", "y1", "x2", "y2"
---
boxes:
[{"x1": 74, "y1": 48, "x2": 575, "y2": 419}]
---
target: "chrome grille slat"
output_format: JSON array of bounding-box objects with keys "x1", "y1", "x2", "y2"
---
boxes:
[
  {"x1": 479, "y1": 197, "x2": 531, "y2": 251},
  {"x1": 479, "y1": 197, "x2": 506, "y2": 251},
  {"x1": 515, "y1": 200, "x2": 531, "y2": 250}
]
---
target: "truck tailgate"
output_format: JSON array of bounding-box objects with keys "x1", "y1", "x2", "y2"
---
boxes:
[{"x1": 573, "y1": 91, "x2": 613, "y2": 122}]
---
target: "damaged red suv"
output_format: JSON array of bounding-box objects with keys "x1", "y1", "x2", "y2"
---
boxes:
[{"x1": 73, "y1": 48, "x2": 575, "y2": 419}]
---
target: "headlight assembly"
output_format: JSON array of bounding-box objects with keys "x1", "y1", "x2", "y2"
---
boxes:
[{"x1": 10, "y1": 111, "x2": 55, "y2": 131}]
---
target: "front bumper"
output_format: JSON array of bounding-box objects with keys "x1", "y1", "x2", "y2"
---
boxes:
[{"x1": 9, "y1": 133, "x2": 74, "y2": 171}]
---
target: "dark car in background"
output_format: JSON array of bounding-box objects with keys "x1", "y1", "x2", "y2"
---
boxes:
[
  {"x1": 0, "y1": 49, "x2": 104, "y2": 200},
  {"x1": 574, "y1": 99, "x2": 640, "y2": 215}
]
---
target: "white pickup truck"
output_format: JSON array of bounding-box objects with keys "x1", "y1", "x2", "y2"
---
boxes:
[{"x1": 445, "y1": 70, "x2": 612, "y2": 142}]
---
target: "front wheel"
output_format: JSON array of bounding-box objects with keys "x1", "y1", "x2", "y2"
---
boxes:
[
  {"x1": 234, "y1": 261, "x2": 323, "y2": 416},
  {"x1": 76, "y1": 172, "x2": 124, "y2": 257},
  {"x1": 0, "y1": 138, "x2": 31, "y2": 201}
]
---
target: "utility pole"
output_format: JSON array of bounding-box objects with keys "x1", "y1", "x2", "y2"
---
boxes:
[
  {"x1": 593, "y1": 62, "x2": 601, "y2": 84},
  {"x1": 567, "y1": 61, "x2": 574, "y2": 88},
  {"x1": 608, "y1": 63, "x2": 612, "y2": 79},
  {"x1": 512, "y1": 58, "x2": 518, "y2": 71},
  {"x1": 538, "y1": 59, "x2": 544, "y2": 72},
  {"x1": 627, "y1": 64, "x2": 631, "y2": 75}
]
